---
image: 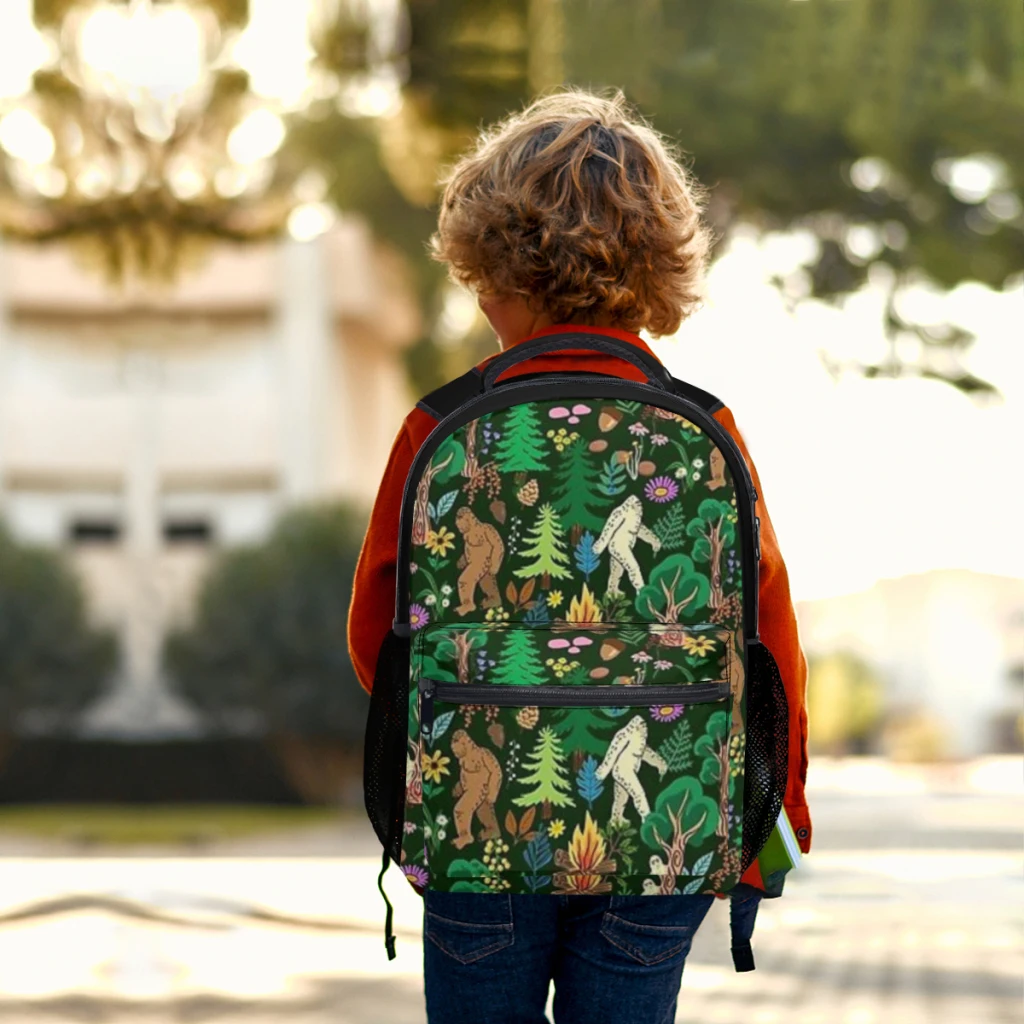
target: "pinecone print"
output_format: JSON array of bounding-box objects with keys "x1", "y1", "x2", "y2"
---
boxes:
[
  {"x1": 517, "y1": 479, "x2": 539, "y2": 506},
  {"x1": 516, "y1": 706, "x2": 539, "y2": 730},
  {"x1": 709, "y1": 846, "x2": 742, "y2": 890},
  {"x1": 710, "y1": 592, "x2": 742, "y2": 625}
]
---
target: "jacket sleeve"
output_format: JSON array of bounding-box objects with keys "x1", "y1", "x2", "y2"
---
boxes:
[
  {"x1": 347, "y1": 424, "x2": 417, "y2": 694},
  {"x1": 714, "y1": 406, "x2": 812, "y2": 854}
]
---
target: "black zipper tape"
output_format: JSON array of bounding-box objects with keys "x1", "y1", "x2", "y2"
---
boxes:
[{"x1": 395, "y1": 377, "x2": 759, "y2": 639}]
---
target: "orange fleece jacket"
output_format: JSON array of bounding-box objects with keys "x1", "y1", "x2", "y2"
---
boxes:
[{"x1": 348, "y1": 325, "x2": 812, "y2": 861}]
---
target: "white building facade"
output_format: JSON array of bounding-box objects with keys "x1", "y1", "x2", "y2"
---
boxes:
[{"x1": 0, "y1": 222, "x2": 419, "y2": 738}]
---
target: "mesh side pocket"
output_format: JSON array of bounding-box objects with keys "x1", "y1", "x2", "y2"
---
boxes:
[
  {"x1": 740, "y1": 639, "x2": 789, "y2": 872},
  {"x1": 363, "y1": 628, "x2": 410, "y2": 863}
]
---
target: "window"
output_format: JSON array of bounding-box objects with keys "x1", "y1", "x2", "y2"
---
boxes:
[
  {"x1": 163, "y1": 518, "x2": 213, "y2": 544},
  {"x1": 69, "y1": 518, "x2": 122, "y2": 544}
]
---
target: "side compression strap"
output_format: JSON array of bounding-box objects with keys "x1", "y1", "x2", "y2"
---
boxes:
[{"x1": 416, "y1": 367, "x2": 724, "y2": 422}]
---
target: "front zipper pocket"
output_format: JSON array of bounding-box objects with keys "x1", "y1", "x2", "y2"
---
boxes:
[{"x1": 408, "y1": 622, "x2": 741, "y2": 898}]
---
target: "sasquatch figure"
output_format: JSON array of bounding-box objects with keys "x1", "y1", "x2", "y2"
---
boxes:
[
  {"x1": 594, "y1": 715, "x2": 668, "y2": 825},
  {"x1": 453, "y1": 507, "x2": 505, "y2": 615},
  {"x1": 450, "y1": 729, "x2": 502, "y2": 849},
  {"x1": 592, "y1": 495, "x2": 661, "y2": 596}
]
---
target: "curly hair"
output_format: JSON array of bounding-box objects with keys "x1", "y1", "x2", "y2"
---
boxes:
[{"x1": 431, "y1": 90, "x2": 712, "y2": 337}]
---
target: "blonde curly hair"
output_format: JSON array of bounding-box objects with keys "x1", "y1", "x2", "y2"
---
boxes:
[{"x1": 431, "y1": 89, "x2": 711, "y2": 337}]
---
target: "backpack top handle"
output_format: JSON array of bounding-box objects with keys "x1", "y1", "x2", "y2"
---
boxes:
[{"x1": 480, "y1": 332, "x2": 674, "y2": 392}]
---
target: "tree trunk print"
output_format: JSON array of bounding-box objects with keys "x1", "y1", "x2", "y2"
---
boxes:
[
  {"x1": 706, "y1": 517, "x2": 725, "y2": 609},
  {"x1": 651, "y1": 790, "x2": 708, "y2": 894},
  {"x1": 462, "y1": 420, "x2": 479, "y2": 481},
  {"x1": 645, "y1": 565, "x2": 701, "y2": 624},
  {"x1": 716, "y1": 738, "x2": 730, "y2": 839},
  {"x1": 452, "y1": 631, "x2": 474, "y2": 684},
  {"x1": 411, "y1": 452, "x2": 453, "y2": 545}
]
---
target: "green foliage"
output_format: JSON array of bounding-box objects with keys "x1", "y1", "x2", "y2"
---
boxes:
[
  {"x1": 686, "y1": 500, "x2": 737, "y2": 563},
  {"x1": 657, "y1": 718, "x2": 695, "y2": 773},
  {"x1": 598, "y1": 457, "x2": 627, "y2": 497},
  {"x1": 552, "y1": 440, "x2": 605, "y2": 531},
  {"x1": 432, "y1": 436, "x2": 466, "y2": 483},
  {"x1": 652, "y1": 504, "x2": 688, "y2": 551},
  {"x1": 0, "y1": 525, "x2": 116, "y2": 733},
  {"x1": 491, "y1": 629, "x2": 547, "y2": 686},
  {"x1": 635, "y1": 554, "x2": 710, "y2": 619},
  {"x1": 513, "y1": 725, "x2": 575, "y2": 808},
  {"x1": 515, "y1": 503, "x2": 572, "y2": 581},
  {"x1": 552, "y1": 707, "x2": 619, "y2": 757},
  {"x1": 640, "y1": 775, "x2": 719, "y2": 851},
  {"x1": 495, "y1": 404, "x2": 548, "y2": 473},
  {"x1": 164, "y1": 504, "x2": 368, "y2": 739},
  {"x1": 695, "y1": 710, "x2": 729, "y2": 785}
]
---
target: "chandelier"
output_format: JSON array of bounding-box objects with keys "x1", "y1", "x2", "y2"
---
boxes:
[{"x1": 0, "y1": 0, "x2": 373, "y2": 280}]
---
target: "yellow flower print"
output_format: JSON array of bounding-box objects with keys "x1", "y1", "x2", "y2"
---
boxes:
[
  {"x1": 486, "y1": 607, "x2": 511, "y2": 622},
  {"x1": 681, "y1": 635, "x2": 717, "y2": 657},
  {"x1": 545, "y1": 656, "x2": 580, "y2": 679},
  {"x1": 547, "y1": 590, "x2": 564, "y2": 608},
  {"x1": 548, "y1": 819, "x2": 566, "y2": 839},
  {"x1": 424, "y1": 526, "x2": 456, "y2": 557},
  {"x1": 546, "y1": 427, "x2": 580, "y2": 452},
  {"x1": 421, "y1": 750, "x2": 451, "y2": 784}
]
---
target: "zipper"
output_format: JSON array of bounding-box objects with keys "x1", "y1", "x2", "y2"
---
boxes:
[
  {"x1": 396, "y1": 377, "x2": 759, "y2": 638},
  {"x1": 420, "y1": 679, "x2": 730, "y2": 738}
]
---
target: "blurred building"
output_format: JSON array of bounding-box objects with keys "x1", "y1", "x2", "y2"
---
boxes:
[
  {"x1": 797, "y1": 569, "x2": 1024, "y2": 757},
  {"x1": 0, "y1": 222, "x2": 418, "y2": 738}
]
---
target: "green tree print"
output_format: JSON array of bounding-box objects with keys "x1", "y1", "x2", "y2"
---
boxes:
[
  {"x1": 515, "y1": 503, "x2": 572, "y2": 585},
  {"x1": 686, "y1": 499, "x2": 737, "y2": 611},
  {"x1": 640, "y1": 776, "x2": 719, "y2": 894},
  {"x1": 514, "y1": 725, "x2": 576, "y2": 813},
  {"x1": 491, "y1": 629, "x2": 547, "y2": 687},
  {"x1": 552, "y1": 439, "x2": 605, "y2": 532},
  {"x1": 494, "y1": 404, "x2": 548, "y2": 473},
  {"x1": 695, "y1": 709, "x2": 732, "y2": 840},
  {"x1": 635, "y1": 554, "x2": 710, "y2": 621},
  {"x1": 552, "y1": 707, "x2": 620, "y2": 757}
]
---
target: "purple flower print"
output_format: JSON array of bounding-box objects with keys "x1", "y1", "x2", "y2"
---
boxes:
[
  {"x1": 402, "y1": 864, "x2": 429, "y2": 888},
  {"x1": 409, "y1": 604, "x2": 430, "y2": 630},
  {"x1": 645, "y1": 476, "x2": 679, "y2": 503},
  {"x1": 650, "y1": 704, "x2": 686, "y2": 722}
]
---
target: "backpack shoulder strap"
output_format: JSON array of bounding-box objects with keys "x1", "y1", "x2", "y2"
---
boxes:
[
  {"x1": 416, "y1": 367, "x2": 484, "y2": 421},
  {"x1": 669, "y1": 375, "x2": 725, "y2": 415},
  {"x1": 417, "y1": 365, "x2": 724, "y2": 422}
]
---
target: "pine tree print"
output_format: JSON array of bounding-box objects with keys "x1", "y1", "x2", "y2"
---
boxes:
[
  {"x1": 490, "y1": 629, "x2": 547, "y2": 687},
  {"x1": 552, "y1": 440, "x2": 605, "y2": 531},
  {"x1": 495, "y1": 404, "x2": 548, "y2": 473},
  {"x1": 514, "y1": 726, "x2": 576, "y2": 813},
  {"x1": 553, "y1": 707, "x2": 621, "y2": 757},
  {"x1": 515, "y1": 503, "x2": 572, "y2": 585}
]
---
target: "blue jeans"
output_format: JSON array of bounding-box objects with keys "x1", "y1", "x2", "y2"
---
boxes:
[{"x1": 422, "y1": 891, "x2": 715, "y2": 1024}]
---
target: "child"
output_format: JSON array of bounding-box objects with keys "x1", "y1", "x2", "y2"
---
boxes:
[{"x1": 349, "y1": 89, "x2": 810, "y2": 1024}]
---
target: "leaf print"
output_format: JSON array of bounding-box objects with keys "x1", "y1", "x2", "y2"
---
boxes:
[
  {"x1": 435, "y1": 490, "x2": 459, "y2": 519},
  {"x1": 598, "y1": 457, "x2": 627, "y2": 496},
  {"x1": 429, "y1": 710, "x2": 456, "y2": 746},
  {"x1": 692, "y1": 851, "x2": 715, "y2": 877},
  {"x1": 682, "y1": 876, "x2": 706, "y2": 895}
]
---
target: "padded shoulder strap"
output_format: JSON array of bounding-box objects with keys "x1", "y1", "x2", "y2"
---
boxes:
[
  {"x1": 670, "y1": 375, "x2": 724, "y2": 415},
  {"x1": 416, "y1": 367, "x2": 483, "y2": 421},
  {"x1": 415, "y1": 365, "x2": 724, "y2": 421}
]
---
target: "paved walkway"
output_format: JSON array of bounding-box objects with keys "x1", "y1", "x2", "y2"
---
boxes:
[{"x1": 0, "y1": 758, "x2": 1020, "y2": 1023}]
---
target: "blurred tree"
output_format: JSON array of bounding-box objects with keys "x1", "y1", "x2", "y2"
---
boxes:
[
  {"x1": 0, "y1": 525, "x2": 117, "y2": 745},
  {"x1": 164, "y1": 504, "x2": 369, "y2": 802},
  {"x1": 806, "y1": 650, "x2": 884, "y2": 755},
  {"x1": 305, "y1": 0, "x2": 1022, "y2": 397}
]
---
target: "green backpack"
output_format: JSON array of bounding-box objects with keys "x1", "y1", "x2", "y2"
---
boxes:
[{"x1": 364, "y1": 334, "x2": 788, "y2": 962}]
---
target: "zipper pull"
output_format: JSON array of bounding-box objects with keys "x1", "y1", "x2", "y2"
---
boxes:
[{"x1": 420, "y1": 679, "x2": 435, "y2": 739}]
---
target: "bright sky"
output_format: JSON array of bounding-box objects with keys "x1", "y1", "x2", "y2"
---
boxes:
[{"x1": 650, "y1": 229, "x2": 1024, "y2": 602}]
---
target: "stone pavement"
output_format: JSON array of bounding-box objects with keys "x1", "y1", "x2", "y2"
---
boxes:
[{"x1": 0, "y1": 757, "x2": 1020, "y2": 1023}]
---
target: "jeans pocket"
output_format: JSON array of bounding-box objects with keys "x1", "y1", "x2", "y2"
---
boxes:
[
  {"x1": 425, "y1": 892, "x2": 514, "y2": 965},
  {"x1": 600, "y1": 895, "x2": 711, "y2": 967}
]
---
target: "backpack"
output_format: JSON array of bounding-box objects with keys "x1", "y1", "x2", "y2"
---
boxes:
[{"x1": 363, "y1": 334, "x2": 789, "y2": 967}]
